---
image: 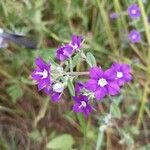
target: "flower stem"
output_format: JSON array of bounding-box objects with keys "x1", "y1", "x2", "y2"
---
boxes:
[
  {"x1": 33, "y1": 97, "x2": 49, "y2": 127},
  {"x1": 65, "y1": 72, "x2": 89, "y2": 76},
  {"x1": 136, "y1": 0, "x2": 150, "y2": 128}
]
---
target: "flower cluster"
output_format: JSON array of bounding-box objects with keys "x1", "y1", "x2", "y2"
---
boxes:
[
  {"x1": 110, "y1": 3, "x2": 142, "y2": 44},
  {"x1": 32, "y1": 35, "x2": 132, "y2": 117},
  {"x1": 85, "y1": 64, "x2": 132, "y2": 100}
]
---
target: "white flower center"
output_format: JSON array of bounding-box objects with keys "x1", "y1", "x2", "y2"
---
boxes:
[
  {"x1": 80, "y1": 101, "x2": 87, "y2": 108},
  {"x1": 131, "y1": 9, "x2": 137, "y2": 15},
  {"x1": 132, "y1": 34, "x2": 137, "y2": 39},
  {"x1": 98, "y1": 78, "x2": 108, "y2": 87},
  {"x1": 117, "y1": 71, "x2": 123, "y2": 78},
  {"x1": 52, "y1": 83, "x2": 64, "y2": 93},
  {"x1": 72, "y1": 44, "x2": 78, "y2": 49},
  {"x1": 35, "y1": 69, "x2": 48, "y2": 79}
]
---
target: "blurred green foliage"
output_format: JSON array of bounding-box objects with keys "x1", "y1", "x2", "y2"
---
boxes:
[{"x1": 0, "y1": 0, "x2": 150, "y2": 150}]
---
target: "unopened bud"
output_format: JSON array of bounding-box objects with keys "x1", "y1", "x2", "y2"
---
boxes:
[{"x1": 52, "y1": 83, "x2": 64, "y2": 93}]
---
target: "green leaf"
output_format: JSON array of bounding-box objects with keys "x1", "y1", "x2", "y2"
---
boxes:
[
  {"x1": 110, "y1": 102, "x2": 121, "y2": 119},
  {"x1": 77, "y1": 114, "x2": 86, "y2": 135},
  {"x1": 46, "y1": 134, "x2": 75, "y2": 150},
  {"x1": 67, "y1": 79, "x2": 75, "y2": 96},
  {"x1": 86, "y1": 52, "x2": 97, "y2": 67},
  {"x1": 6, "y1": 84, "x2": 23, "y2": 103},
  {"x1": 72, "y1": 53, "x2": 81, "y2": 68},
  {"x1": 96, "y1": 129, "x2": 104, "y2": 150}
]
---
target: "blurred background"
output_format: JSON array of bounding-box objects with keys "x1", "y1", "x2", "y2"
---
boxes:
[{"x1": 0, "y1": 0, "x2": 149, "y2": 150}]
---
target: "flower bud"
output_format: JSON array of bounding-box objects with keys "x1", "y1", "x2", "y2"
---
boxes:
[{"x1": 52, "y1": 83, "x2": 64, "y2": 93}]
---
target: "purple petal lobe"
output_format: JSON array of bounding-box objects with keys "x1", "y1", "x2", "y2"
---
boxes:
[
  {"x1": 95, "y1": 87, "x2": 107, "y2": 100},
  {"x1": 75, "y1": 82, "x2": 84, "y2": 93},
  {"x1": 51, "y1": 92, "x2": 61, "y2": 102},
  {"x1": 35, "y1": 57, "x2": 50, "y2": 69},
  {"x1": 73, "y1": 104, "x2": 82, "y2": 113},
  {"x1": 107, "y1": 81, "x2": 120, "y2": 95},
  {"x1": 38, "y1": 80, "x2": 47, "y2": 91},
  {"x1": 104, "y1": 68, "x2": 116, "y2": 80},
  {"x1": 85, "y1": 79, "x2": 98, "y2": 91},
  {"x1": 89, "y1": 67, "x2": 103, "y2": 79}
]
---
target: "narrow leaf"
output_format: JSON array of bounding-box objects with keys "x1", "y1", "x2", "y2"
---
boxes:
[
  {"x1": 68, "y1": 79, "x2": 75, "y2": 96},
  {"x1": 72, "y1": 53, "x2": 81, "y2": 68},
  {"x1": 86, "y1": 52, "x2": 97, "y2": 67}
]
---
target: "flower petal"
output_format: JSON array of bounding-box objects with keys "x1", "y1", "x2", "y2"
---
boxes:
[
  {"x1": 112, "y1": 63, "x2": 121, "y2": 71},
  {"x1": 37, "y1": 80, "x2": 48, "y2": 91},
  {"x1": 83, "y1": 106, "x2": 92, "y2": 117},
  {"x1": 117, "y1": 79, "x2": 125, "y2": 86},
  {"x1": 95, "y1": 87, "x2": 107, "y2": 100},
  {"x1": 103, "y1": 68, "x2": 116, "y2": 80},
  {"x1": 63, "y1": 45, "x2": 74, "y2": 57},
  {"x1": 75, "y1": 82, "x2": 84, "y2": 93},
  {"x1": 85, "y1": 79, "x2": 98, "y2": 91},
  {"x1": 32, "y1": 70, "x2": 42, "y2": 81},
  {"x1": 89, "y1": 67, "x2": 103, "y2": 79},
  {"x1": 51, "y1": 92, "x2": 62, "y2": 102},
  {"x1": 123, "y1": 73, "x2": 132, "y2": 82},
  {"x1": 107, "y1": 81, "x2": 120, "y2": 95},
  {"x1": 35, "y1": 57, "x2": 49, "y2": 69},
  {"x1": 121, "y1": 64, "x2": 131, "y2": 73},
  {"x1": 73, "y1": 104, "x2": 82, "y2": 112},
  {"x1": 71, "y1": 35, "x2": 83, "y2": 47}
]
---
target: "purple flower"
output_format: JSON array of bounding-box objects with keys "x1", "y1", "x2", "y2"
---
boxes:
[
  {"x1": 32, "y1": 57, "x2": 51, "y2": 91},
  {"x1": 73, "y1": 95, "x2": 92, "y2": 117},
  {"x1": 44, "y1": 82, "x2": 64, "y2": 102},
  {"x1": 110, "y1": 12, "x2": 120, "y2": 20},
  {"x1": 85, "y1": 67, "x2": 120, "y2": 100},
  {"x1": 56, "y1": 35, "x2": 83, "y2": 61},
  {"x1": 71, "y1": 35, "x2": 83, "y2": 50},
  {"x1": 128, "y1": 29, "x2": 141, "y2": 43},
  {"x1": 75, "y1": 81, "x2": 85, "y2": 93},
  {"x1": 111, "y1": 63, "x2": 132, "y2": 86},
  {"x1": 56, "y1": 44, "x2": 75, "y2": 61},
  {"x1": 127, "y1": 4, "x2": 141, "y2": 19}
]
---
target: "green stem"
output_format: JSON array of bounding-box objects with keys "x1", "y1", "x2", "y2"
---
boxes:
[
  {"x1": 136, "y1": 81, "x2": 149, "y2": 127},
  {"x1": 33, "y1": 97, "x2": 49, "y2": 127},
  {"x1": 96, "y1": 0, "x2": 117, "y2": 52},
  {"x1": 65, "y1": 72, "x2": 89, "y2": 76},
  {"x1": 136, "y1": 0, "x2": 150, "y2": 128},
  {"x1": 138, "y1": 0, "x2": 150, "y2": 65}
]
